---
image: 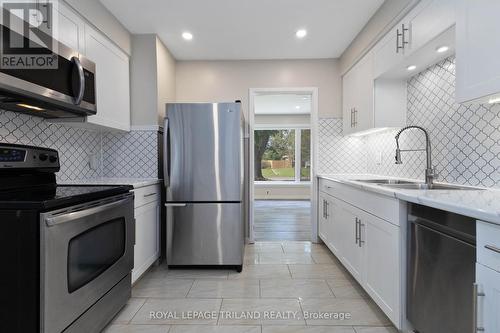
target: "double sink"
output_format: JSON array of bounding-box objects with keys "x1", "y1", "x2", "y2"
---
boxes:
[{"x1": 353, "y1": 179, "x2": 482, "y2": 190}]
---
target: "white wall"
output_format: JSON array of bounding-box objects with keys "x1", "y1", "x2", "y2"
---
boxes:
[
  {"x1": 155, "y1": 36, "x2": 176, "y2": 123},
  {"x1": 175, "y1": 59, "x2": 341, "y2": 118},
  {"x1": 130, "y1": 35, "x2": 176, "y2": 126},
  {"x1": 63, "y1": 0, "x2": 131, "y2": 54}
]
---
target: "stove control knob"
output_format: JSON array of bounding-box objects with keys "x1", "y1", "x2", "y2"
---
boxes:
[
  {"x1": 49, "y1": 155, "x2": 58, "y2": 163},
  {"x1": 39, "y1": 153, "x2": 48, "y2": 161}
]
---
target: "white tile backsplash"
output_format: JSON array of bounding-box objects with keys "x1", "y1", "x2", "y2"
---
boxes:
[
  {"x1": 0, "y1": 110, "x2": 159, "y2": 181},
  {"x1": 365, "y1": 56, "x2": 500, "y2": 188}
]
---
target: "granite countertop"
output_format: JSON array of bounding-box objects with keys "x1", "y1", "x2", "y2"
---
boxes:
[
  {"x1": 60, "y1": 178, "x2": 162, "y2": 189},
  {"x1": 317, "y1": 174, "x2": 500, "y2": 225}
]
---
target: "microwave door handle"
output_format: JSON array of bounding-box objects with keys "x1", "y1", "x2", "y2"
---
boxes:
[{"x1": 71, "y1": 56, "x2": 85, "y2": 105}]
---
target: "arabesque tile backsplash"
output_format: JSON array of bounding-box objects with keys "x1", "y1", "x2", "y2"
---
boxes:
[
  {"x1": 319, "y1": 56, "x2": 500, "y2": 188},
  {"x1": 0, "y1": 110, "x2": 159, "y2": 181}
]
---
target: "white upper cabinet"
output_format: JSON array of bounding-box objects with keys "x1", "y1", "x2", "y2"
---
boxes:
[
  {"x1": 343, "y1": 51, "x2": 406, "y2": 136},
  {"x1": 456, "y1": 0, "x2": 500, "y2": 104},
  {"x1": 374, "y1": 0, "x2": 456, "y2": 79},
  {"x1": 84, "y1": 25, "x2": 130, "y2": 132},
  {"x1": 56, "y1": 2, "x2": 85, "y2": 53}
]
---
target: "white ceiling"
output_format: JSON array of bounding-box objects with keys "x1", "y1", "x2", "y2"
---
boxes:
[
  {"x1": 100, "y1": 0, "x2": 384, "y2": 60},
  {"x1": 255, "y1": 94, "x2": 311, "y2": 115}
]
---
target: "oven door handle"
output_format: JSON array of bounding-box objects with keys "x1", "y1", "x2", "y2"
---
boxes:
[{"x1": 45, "y1": 195, "x2": 133, "y2": 227}]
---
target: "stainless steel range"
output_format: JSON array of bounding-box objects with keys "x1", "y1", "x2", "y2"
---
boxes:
[{"x1": 0, "y1": 143, "x2": 135, "y2": 333}]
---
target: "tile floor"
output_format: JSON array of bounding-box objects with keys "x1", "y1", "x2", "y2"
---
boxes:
[
  {"x1": 104, "y1": 241, "x2": 397, "y2": 333},
  {"x1": 254, "y1": 201, "x2": 312, "y2": 241}
]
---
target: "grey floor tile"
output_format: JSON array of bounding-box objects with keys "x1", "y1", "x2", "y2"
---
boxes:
[
  {"x1": 169, "y1": 325, "x2": 261, "y2": 333},
  {"x1": 260, "y1": 279, "x2": 334, "y2": 298},
  {"x1": 219, "y1": 298, "x2": 305, "y2": 326},
  {"x1": 132, "y1": 278, "x2": 194, "y2": 298},
  {"x1": 311, "y1": 252, "x2": 338, "y2": 264},
  {"x1": 111, "y1": 298, "x2": 146, "y2": 324},
  {"x1": 259, "y1": 253, "x2": 315, "y2": 264},
  {"x1": 300, "y1": 298, "x2": 391, "y2": 326},
  {"x1": 131, "y1": 298, "x2": 222, "y2": 325},
  {"x1": 263, "y1": 326, "x2": 355, "y2": 333},
  {"x1": 288, "y1": 264, "x2": 348, "y2": 279},
  {"x1": 228, "y1": 264, "x2": 291, "y2": 279},
  {"x1": 103, "y1": 324, "x2": 170, "y2": 333},
  {"x1": 165, "y1": 269, "x2": 231, "y2": 279},
  {"x1": 327, "y1": 277, "x2": 368, "y2": 299},
  {"x1": 187, "y1": 279, "x2": 260, "y2": 298},
  {"x1": 353, "y1": 327, "x2": 398, "y2": 333}
]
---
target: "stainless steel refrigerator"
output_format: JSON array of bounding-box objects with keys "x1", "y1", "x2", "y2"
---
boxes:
[{"x1": 163, "y1": 102, "x2": 247, "y2": 271}]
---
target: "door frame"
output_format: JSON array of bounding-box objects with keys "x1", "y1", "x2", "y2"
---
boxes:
[{"x1": 248, "y1": 87, "x2": 319, "y2": 243}]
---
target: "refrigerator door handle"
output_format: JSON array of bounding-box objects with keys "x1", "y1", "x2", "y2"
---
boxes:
[
  {"x1": 163, "y1": 117, "x2": 170, "y2": 187},
  {"x1": 165, "y1": 203, "x2": 187, "y2": 207}
]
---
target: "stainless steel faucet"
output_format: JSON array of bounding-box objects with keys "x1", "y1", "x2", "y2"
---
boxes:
[{"x1": 395, "y1": 125, "x2": 436, "y2": 186}]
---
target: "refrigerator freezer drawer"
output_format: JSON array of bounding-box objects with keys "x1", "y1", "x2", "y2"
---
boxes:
[{"x1": 166, "y1": 202, "x2": 244, "y2": 266}]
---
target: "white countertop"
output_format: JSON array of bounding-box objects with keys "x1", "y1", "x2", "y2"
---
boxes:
[
  {"x1": 318, "y1": 174, "x2": 500, "y2": 225},
  {"x1": 60, "y1": 178, "x2": 162, "y2": 189}
]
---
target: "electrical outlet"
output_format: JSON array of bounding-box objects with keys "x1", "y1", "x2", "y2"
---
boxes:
[{"x1": 89, "y1": 152, "x2": 100, "y2": 171}]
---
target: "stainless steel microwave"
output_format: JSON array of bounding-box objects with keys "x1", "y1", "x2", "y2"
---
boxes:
[{"x1": 0, "y1": 24, "x2": 96, "y2": 118}]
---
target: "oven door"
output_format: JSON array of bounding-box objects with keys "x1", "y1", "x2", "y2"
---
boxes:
[{"x1": 40, "y1": 193, "x2": 134, "y2": 333}]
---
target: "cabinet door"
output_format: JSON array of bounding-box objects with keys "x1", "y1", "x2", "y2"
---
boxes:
[
  {"x1": 326, "y1": 196, "x2": 342, "y2": 255},
  {"x1": 456, "y1": 0, "x2": 500, "y2": 103},
  {"x1": 336, "y1": 199, "x2": 363, "y2": 282},
  {"x1": 354, "y1": 53, "x2": 374, "y2": 132},
  {"x1": 318, "y1": 193, "x2": 329, "y2": 242},
  {"x1": 132, "y1": 201, "x2": 160, "y2": 283},
  {"x1": 56, "y1": 2, "x2": 85, "y2": 53},
  {"x1": 476, "y1": 263, "x2": 500, "y2": 333},
  {"x1": 406, "y1": 0, "x2": 456, "y2": 56},
  {"x1": 342, "y1": 68, "x2": 356, "y2": 136},
  {"x1": 373, "y1": 25, "x2": 405, "y2": 78},
  {"x1": 362, "y1": 211, "x2": 401, "y2": 326},
  {"x1": 84, "y1": 25, "x2": 130, "y2": 131}
]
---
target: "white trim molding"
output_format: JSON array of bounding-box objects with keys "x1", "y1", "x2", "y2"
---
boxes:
[{"x1": 248, "y1": 87, "x2": 320, "y2": 243}]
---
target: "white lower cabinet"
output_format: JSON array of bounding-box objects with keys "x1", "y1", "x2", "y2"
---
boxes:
[
  {"x1": 318, "y1": 183, "x2": 402, "y2": 328},
  {"x1": 476, "y1": 263, "x2": 500, "y2": 333},
  {"x1": 361, "y1": 209, "x2": 400, "y2": 324},
  {"x1": 132, "y1": 184, "x2": 161, "y2": 283}
]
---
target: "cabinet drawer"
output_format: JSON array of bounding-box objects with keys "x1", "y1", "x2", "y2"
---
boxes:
[
  {"x1": 133, "y1": 184, "x2": 161, "y2": 208},
  {"x1": 477, "y1": 220, "x2": 500, "y2": 272},
  {"x1": 319, "y1": 178, "x2": 401, "y2": 225}
]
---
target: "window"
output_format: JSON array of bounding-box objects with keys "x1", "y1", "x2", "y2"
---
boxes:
[{"x1": 254, "y1": 127, "x2": 311, "y2": 183}]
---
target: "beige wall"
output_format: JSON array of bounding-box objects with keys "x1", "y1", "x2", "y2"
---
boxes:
[
  {"x1": 130, "y1": 35, "x2": 176, "y2": 126},
  {"x1": 175, "y1": 59, "x2": 341, "y2": 118},
  {"x1": 339, "y1": 0, "x2": 418, "y2": 74},
  {"x1": 63, "y1": 0, "x2": 131, "y2": 54},
  {"x1": 155, "y1": 37, "x2": 176, "y2": 124}
]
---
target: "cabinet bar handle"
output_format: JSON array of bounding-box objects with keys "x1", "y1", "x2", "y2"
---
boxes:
[
  {"x1": 355, "y1": 217, "x2": 359, "y2": 244},
  {"x1": 473, "y1": 283, "x2": 485, "y2": 332},
  {"x1": 143, "y1": 192, "x2": 157, "y2": 198},
  {"x1": 485, "y1": 244, "x2": 500, "y2": 254},
  {"x1": 359, "y1": 221, "x2": 365, "y2": 247},
  {"x1": 401, "y1": 23, "x2": 409, "y2": 49},
  {"x1": 325, "y1": 201, "x2": 329, "y2": 218}
]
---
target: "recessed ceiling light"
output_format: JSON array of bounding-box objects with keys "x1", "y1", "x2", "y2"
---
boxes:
[
  {"x1": 407, "y1": 65, "x2": 417, "y2": 71},
  {"x1": 436, "y1": 45, "x2": 449, "y2": 53},
  {"x1": 296, "y1": 29, "x2": 307, "y2": 39},
  {"x1": 295, "y1": 105, "x2": 301, "y2": 109},
  {"x1": 182, "y1": 32, "x2": 193, "y2": 40}
]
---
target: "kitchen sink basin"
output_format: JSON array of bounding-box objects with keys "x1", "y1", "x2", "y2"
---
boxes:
[
  {"x1": 380, "y1": 183, "x2": 484, "y2": 190},
  {"x1": 353, "y1": 179, "x2": 419, "y2": 185}
]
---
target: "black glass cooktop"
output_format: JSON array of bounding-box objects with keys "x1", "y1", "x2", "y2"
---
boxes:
[{"x1": 0, "y1": 184, "x2": 132, "y2": 210}]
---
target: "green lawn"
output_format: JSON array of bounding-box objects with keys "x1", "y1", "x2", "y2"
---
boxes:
[{"x1": 261, "y1": 168, "x2": 310, "y2": 179}]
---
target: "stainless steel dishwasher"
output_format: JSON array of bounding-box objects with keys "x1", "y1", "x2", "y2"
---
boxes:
[{"x1": 407, "y1": 203, "x2": 476, "y2": 333}]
